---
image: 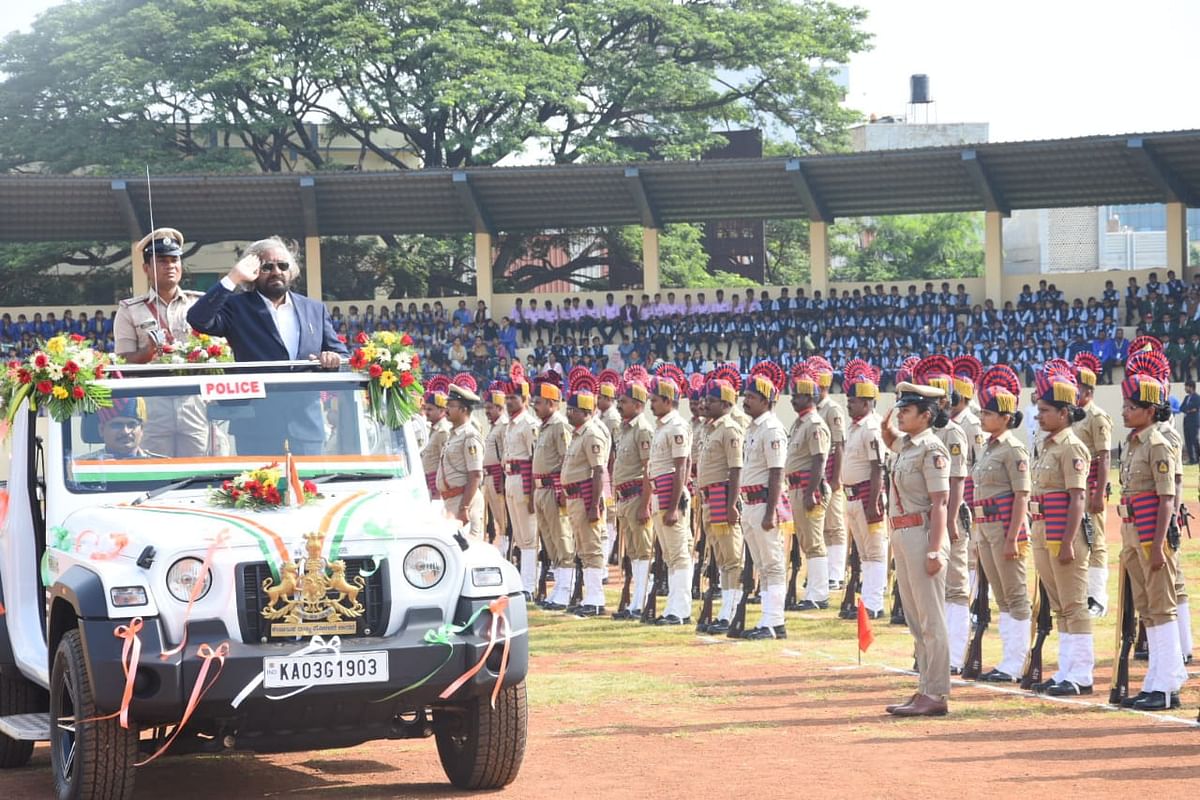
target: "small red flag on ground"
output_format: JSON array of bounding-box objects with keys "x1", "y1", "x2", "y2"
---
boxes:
[{"x1": 857, "y1": 598, "x2": 875, "y2": 655}]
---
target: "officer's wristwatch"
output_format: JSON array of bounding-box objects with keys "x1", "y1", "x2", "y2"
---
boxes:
[{"x1": 926, "y1": 551, "x2": 940, "y2": 560}]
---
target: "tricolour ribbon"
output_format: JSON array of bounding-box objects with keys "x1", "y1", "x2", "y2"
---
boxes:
[
  {"x1": 438, "y1": 596, "x2": 511, "y2": 709},
  {"x1": 230, "y1": 635, "x2": 343, "y2": 709},
  {"x1": 136, "y1": 642, "x2": 229, "y2": 766}
]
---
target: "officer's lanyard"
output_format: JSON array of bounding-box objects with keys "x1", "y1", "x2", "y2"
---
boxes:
[{"x1": 146, "y1": 295, "x2": 176, "y2": 343}]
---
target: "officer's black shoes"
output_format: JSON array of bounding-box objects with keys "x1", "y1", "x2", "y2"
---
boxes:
[
  {"x1": 1030, "y1": 677, "x2": 1058, "y2": 694},
  {"x1": 889, "y1": 611, "x2": 907, "y2": 626},
  {"x1": 950, "y1": 667, "x2": 962, "y2": 676},
  {"x1": 1087, "y1": 597, "x2": 1106, "y2": 618},
  {"x1": 707, "y1": 619, "x2": 731, "y2": 634},
  {"x1": 747, "y1": 594, "x2": 762, "y2": 605},
  {"x1": 541, "y1": 601, "x2": 566, "y2": 611},
  {"x1": 979, "y1": 669, "x2": 1018, "y2": 683},
  {"x1": 1120, "y1": 690, "x2": 1150, "y2": 708},
  {"x1": 837, "y1": 607, "x2": 857, "y2": 620},
  {"x1": 654, "y1": 614, "x2": 691, "y2": 626},
  {"x1": 742, "y1": 625, "x2": 786, "y2": 640},
  {"x1": 793, "y1": 600, "x2": 829, "y2": 611},
  {"x1": 1130, "y1": 690, "x2": 1181, "y2": 710},
  {"x1": 611, "y1": 608, "x2": 637, "y2": 621},
  {"x1": 565, "y1": 603, "x2": 582, "y2": 614},
  {"x1": 694, "y1": 620, "x2": 710, "y2": 634},
  {"x1": 1046, "y1": 680, "x2": 1093, "y2": 696},
  {"x1": 574, "y1": 605, "x2": 606, "y2": 618}
]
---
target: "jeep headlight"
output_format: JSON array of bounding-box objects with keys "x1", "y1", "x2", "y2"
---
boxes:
[
  {"x1": 166, "y1": 558, "x2": 211, "y2": 603},
  {"x1": 403, "y1": 545, "x2": 445, "y2": 589}
]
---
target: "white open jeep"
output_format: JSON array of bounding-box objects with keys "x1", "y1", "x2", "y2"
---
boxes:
[{"x1": 0, "y1": 362, "x2": 527, "y2": 799}]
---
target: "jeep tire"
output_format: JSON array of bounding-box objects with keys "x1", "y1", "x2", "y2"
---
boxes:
[
  {"x1": 50, "y1": 630, "x2": 137, "y2": 800},
  {"x1": 434, "y1": 680, "x2": 527, "y2": 789},
  {"x1": 0, "y1": 669, "x2": 44, "y2": 768}
]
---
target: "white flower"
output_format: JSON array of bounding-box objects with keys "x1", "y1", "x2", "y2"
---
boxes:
[
  {"x1": 47, "y1": 364, "x2": 63, "y2": 380},
  {"x1": 375, "y1": 348, "x2": 391, "y2": 363},
  {"x1": 395, "y1": 354, "x2": 412, "y2": 371}
]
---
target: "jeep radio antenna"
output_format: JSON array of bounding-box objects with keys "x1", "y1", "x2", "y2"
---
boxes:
[{"x1": 146, "y1": 165, "x2": 159, "y2": 300}]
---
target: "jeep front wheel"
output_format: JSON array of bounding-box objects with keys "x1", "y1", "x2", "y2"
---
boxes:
[
  {"x1": 50, "y1": 630, "x2": 137, "y2": 800},
  {"x1": 0, "y1": 669, "x2": 44, "y2": 768},
  {"x1": 434, "y1": 680, "x2": 527, "y2": 789}
]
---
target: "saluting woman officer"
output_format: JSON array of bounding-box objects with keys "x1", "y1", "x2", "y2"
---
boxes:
[
  {"x1": 880, "y1": 382, "x2": 952, "y2": 717},
  {"x1": 971, "y1": 366, "x2": 1032, "y2": 682},
  {"x1": 1029, "y1": 366, "x2": 1094, "y2": 696}
]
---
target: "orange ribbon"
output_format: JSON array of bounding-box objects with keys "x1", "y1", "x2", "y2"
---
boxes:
[
  {"x1": 136, "y1": 642, "x2": 229, "y2": 767},
  {"x1": 438, "y1": 596, "x2": 512, "y2": 709},
  {"x1": 89, "y1": 532, "x2": 130, "y2": 561},
  {"x1": 73, "y1": 617, "x2": 143, "y2": 729},
  {"x1": 160, "y1": 529, "x2": 229, "y2": 660}
]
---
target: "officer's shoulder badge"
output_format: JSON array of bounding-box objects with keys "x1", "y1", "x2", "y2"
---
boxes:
[
  {"x1": 467, "y1": 445, "x2": 477, "y2": 455},
  {"x1": 933, "y1": 454, "x2": 948, "y2": 469},
  {"x1": 1017, "y1": 460, "x2": 1028, "y2": 472},
  {"x1": 771, "y1": 439, "x2": 781, "y2": 450},
  {"x1": 640, "y1": 440, "x2": 650, "y2": 450},
  {"x1": 1072, "y1": 457, "x2": 1086, "y2": 473},
  {"x1": 591, "y1": 444, "x2": 601, "y2": 454},
  {"x1": 674, "y1": 434, "x2": 684, "y2": 445},
  {"x1": 975, "y1": 434, "x2": 985, "y2": 445},
  {"x1": 1157, "y1": 460, "x2": 1170, "y2": 474},
  {"x1": 950, "y1": 443, "x2": 961, "y2": 456}
]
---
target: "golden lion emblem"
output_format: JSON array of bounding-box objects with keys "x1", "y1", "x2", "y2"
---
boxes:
[{"x1": 262, "y1": 532, "x2": 366, "y2": 628}]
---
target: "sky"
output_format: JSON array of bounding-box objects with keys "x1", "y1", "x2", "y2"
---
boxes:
[{"x1": 6, "y1": 0, "x2": 1198, "y2": 144}]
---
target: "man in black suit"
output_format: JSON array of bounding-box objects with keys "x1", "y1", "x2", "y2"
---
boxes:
[{"x1": 187, "y1": 237, "x2": 348, "y2": 456}]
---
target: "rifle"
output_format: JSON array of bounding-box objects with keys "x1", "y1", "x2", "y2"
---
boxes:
[
  {"x1": 784, "y1": 532, "x2": 803, "y2": 611},
  {"x1": 534, "y1": 546, "x2": 551, "y2": 605},
  {"x1": 1020, "y1": 580, "x2": 1052, "y2": 690},
  {"x1": 568, "y1": 556, "x2": 584, "y2": 609},
  {"x1": 695, "y1": 550, "x2": 720, "y2": 631},
  {"x1": 615, "y1": 554, "x2": 633, "y2": 615},
  {"x1": 838, "y1": 541, "x2": 861, "y2": 619},
  {"x1": 961, "y1": 569, "x2": 990, "y2": 680},
  {"x1": 640, "y1": 541, "x2": 665, "y2": 623},
  {"x1": 889, "y1": 559, "x2": 906, "y2": 626},
  {"x1": 727, "y1": 542, "x2": 756, "y2": 639},
  {"x1": 957, "y1": 502, "x2": 972, "y2": 544},
  {"x1": 691, "y1": 515, "x2": 707, "y2": 601},
  {"x1": 1180, "y1": 502, "x2": 1193, "y2": 539},
  {"x1": 1134, "y1": 619, "x2": 1148, "y2": 660},
  {"x1": 1108, "y1": 565, "x2": 1136, "y2": 705}
]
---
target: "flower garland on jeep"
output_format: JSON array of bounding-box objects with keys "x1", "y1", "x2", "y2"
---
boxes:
[
  {"x1": 208, "y1": 463, "x2": 320, "y2": 510},
  {"x1": 156, "y1": 330, "x2": 233, "y2": 372},
  {"x1": 1, "y1": 335, "x2": 114, "y2": 427},
  {"x1": 348, "y1": 330, "x2": 423, "y2": 429}
]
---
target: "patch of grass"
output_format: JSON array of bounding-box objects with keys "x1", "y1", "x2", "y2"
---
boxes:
[{"x1": 527, "y1": 669, "x2": 711, "y2": 708}]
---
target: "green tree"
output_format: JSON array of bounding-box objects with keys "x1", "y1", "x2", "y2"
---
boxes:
[{"x1": 830, "y1": 213, "x2": 984, "y2": 283}]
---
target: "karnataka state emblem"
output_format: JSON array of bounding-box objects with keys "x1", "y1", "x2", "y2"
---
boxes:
[{"x1": 262, "y1": 531, "x2": 366, "y2": 636}]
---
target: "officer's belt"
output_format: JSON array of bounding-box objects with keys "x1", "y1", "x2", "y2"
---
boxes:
[
  {"x1": 440, "y1": 485, "x2": 465, "y2": 499},
  {"x1": 740, "y1": 485, "x2": 768, "y2": 505},
  {"x1": 616, "y1": 480, "x2": 643, "y2": 499},
  {"x1": 889, "y1": 512, "x2": 926, "y2": 530},
  {"x1": 845, "y1": 480, "x2": 873, "y2": 500}
]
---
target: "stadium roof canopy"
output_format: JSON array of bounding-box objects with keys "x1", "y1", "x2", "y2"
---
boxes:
[{"x1": 2, "y1": 129, "x2": 1199, "y2": 243}]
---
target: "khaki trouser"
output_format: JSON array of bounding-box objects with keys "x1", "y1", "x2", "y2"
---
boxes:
[
  {"x1": 1032, "y1": 522, "x2": 1092, "y2": 634},
  {"x1": 615, "y1": 495, "x2": 653, "y2": 560},
  {"x1": 535, "y1": 486, "x2": 574, "y2": 568},
  {"x1": 741, "y1": 501, "x2": 786, "y2": 588},
  {"x1": 892, "y1": 521, "x2": 951, "y2": 699},
  {"x1": 1088, "y1": 508, "x2": 1108, "y2": 569},
  {"x1": 503, "y1": 475, "x2": 537, "y2": 551},
  {"x1": 443, "y1": 491, "x2": 484, "y2": 538},
  {"x1": 652, "y1": 489, "x2": 693, "y2": 571},
  {"x1": 846, "y1": 496, "x2": 887, "y2": 563},
  {"x1": 945, "y1": 523, "x2": 970, "y2": 606},
  {"x1": 822, "y1": 486, "x2": 847, "y2": 547},
  {"x1": 701, "y1": 498, "x2": 745, "y2": 589},
  {"x1": 143, "y1": 395, "x2": 210, "y2": 457},
  {"x1": 567, "y1": 497, "x2": 606, "y2": 570},
  {"x1": 1121, "y1": 523, "x2": 1179, "y2": 627},
  {"x1": 483, "y1": 476, "x2": 507, "y2": 543},
  {"x1": 790, "y1": 487, "x2": 827, "y2": 558},
  {"x1": 975, "y1": 520, "x2": 1031, "y2": 620}
]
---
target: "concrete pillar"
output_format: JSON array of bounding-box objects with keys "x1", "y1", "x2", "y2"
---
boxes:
[
  {"x1": 809, "y1": 221, "x2": 829, "y2": 296},
  {"x1": 474, "y1": 231, "x2": 494, "y2": 307},
  {"x1": 642, "y1": 227, "x2": 660, "y2": 292},
  {"x1": 1166, "y1": 201, "x2": 1187, "y2": 274},
  {"x1": 130, "y1": 242, "x2": 147, "y2": 296},
  {"x1": 985, "y1": 211, "x2": 1004, "y2": 303},
  {"x1": 304, "y1": 235, "x2": 323, "y2": 301}
]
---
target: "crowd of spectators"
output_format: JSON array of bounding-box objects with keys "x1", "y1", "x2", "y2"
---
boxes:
[{"x1": 5, "y1": 271, "x2": 1200, "y2": 390}]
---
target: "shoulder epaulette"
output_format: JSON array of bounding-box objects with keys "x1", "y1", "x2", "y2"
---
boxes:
[{"x1": 118, "y1": 296, "x2": 148, "y2": 308}]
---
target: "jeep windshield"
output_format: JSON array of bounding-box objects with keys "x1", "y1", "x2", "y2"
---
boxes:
[{"x1": 62, "y1": 371, "x2": 412, "y2": 493}]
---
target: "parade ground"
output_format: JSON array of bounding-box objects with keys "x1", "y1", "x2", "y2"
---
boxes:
[{"x1": 5, "y1": 474, "x2": 1199, "y2": 800}]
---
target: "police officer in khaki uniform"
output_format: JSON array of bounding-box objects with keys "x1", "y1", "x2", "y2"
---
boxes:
[
  {"x1": 788, "y1": 368, "x2": 832, "y2": 611},
  {"x1": 696, "y1": 378, "x2": 745, "y2": 633},
  {"x1": 971, "y1": 367, "x2": 1032, "y2": 683},
  {"x1": 840, "y1": 367, "x2": 888, "y2": 619},
  {"x1": 503, "y1": 378, "x2": 539, "y2": 597},
  {"x1": 1073, "y1": 355, "x2": 1112, "y2": 616},
  {"x1": 612, "y1": 382, "x2": 654, "y2": 619},
  {"x1": 597, "y1": 378, "x2": 623, "y2": 563},
  {"x1": 562, "y1": 390, "x2": 611, "y2": 617},
  {"x1": 1118, "y1": 370, "x2": 1189, "y2": 709},
  {"x1": 114, "y1": 228, "x2": 209, "y2": 457},
  {"x1": 532, "y1": 381, "x2": 574, "y2": 610},
  {"x1": 482, "y1": 383, "x2": 510, "y2": 555},
  {"x1": 1154, "y1": 395, "x2": 1192, "y2": 666},
  {"x1": 438, "y1": 384, "x2": 485, "y2": 537},
  {"x1": 421, "y1": 388, "x2": 452, "y2": 500},
  {"x1": 738, "y1": 373, "x2": 790, "y2": 639},
  {"x1": 811, "y1": 358, "x2": 849, "y2": 590},
  {"x1": 949, "y1": 372, "x2": 985, "y2": 598},
  {"x1": 1029, "y1": 367, "x2": 1094, "y2": 696},
  {"x1": 881, "y1": 383, "x2": 952, "y2": 717},
  {"x1": 642, "y1": 376, "x2": 693, "y2": 625}
]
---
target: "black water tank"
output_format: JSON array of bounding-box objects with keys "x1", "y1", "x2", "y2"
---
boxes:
[{"x1": 910, "y1": 74, "x2": 931, "y2": 104}]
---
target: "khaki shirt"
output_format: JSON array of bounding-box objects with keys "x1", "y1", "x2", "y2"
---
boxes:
[
  {"x1": 1073, "y1": 402, "x2": 1112, "y2": 460},
  {"x1": 612, "y1": 415, "x2": 653, "y2": 485},
  {"x1": 599, "y1": 405, "x2": 621, "y2": 441},
  {"x1": 785, "y1": 409, "x2": 830, "y2": 474},
  {"x1": 562, "y1": 417, "x2": 609, "y2": 485},
  {"x1": 1157, "y1": 421, "x2": 1184, "y2": 478},
  {"x1": 697, "y1": 413, "x2": 743, "y2": 488},
  {"x1": 817, "y1": 395, "x2": 846, "y2": 446},
  {"x1": 972, "y1": 430, "x2": 1031, "y2": 500},
  {"x1": 730, "y1": 404, "x2": 752, "y2": 433},
  {"x1": 503, "y1": 409, "x2": 538, "y2": 462},
  {"x1": 483, "y1": 415, "x2": 507, "y2": 468},
  {"x1": 648, "y1": 409, "x2": 691, "y2": 479},
  {"x1": 1031, "y1": 428, "x2": 1090, "y2": 494},
  {"x1": 437, "y1": 421, "x2": 484, "y2": 491},
  {"x1": 889, "y1": 428, "x2": 951, "y2": 515},
  {"x1": 421, "y1": 417, "x2": 452, "y2": 475},
  {"x1": 841, "y1": 411, "x2": 884, "y2": 486},
  {"x1": 113, "y1": 288, "x2": 202, "y2": 355},
  {"x1": 1120, "y1": 426, "x2": 1176, "y2": 497},
  {"x1": 935, "y1": 419, "x2": 970, "y2": 479},
  {"x1": 532, "y1": 411, "x2": 571, "y2": 474},
  {"x1": 742, "y1": 410, "x2": 787, "y2": 487},
  {"x1": 952, "y1": 408, "x2": 985, "y2": 467}
]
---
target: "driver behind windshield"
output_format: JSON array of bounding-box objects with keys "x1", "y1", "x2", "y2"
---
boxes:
[{"x1": 83, "y1": 398, "x2": 165, "y2": 460}]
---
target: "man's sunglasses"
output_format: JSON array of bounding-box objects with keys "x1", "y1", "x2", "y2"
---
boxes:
[{"x1": 259, "y1": 261, "x2": 290, "y2": 273}]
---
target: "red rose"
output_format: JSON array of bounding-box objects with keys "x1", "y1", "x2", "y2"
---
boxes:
[
  {"x1": 411, "y1": 354, "x2": 420, "y2": 369},
  {"x1": 355, "y1": 331, "x2": 370, "y2": 345},
  {"x1": 187, "y1": 350, "x2": 202, "y2": 362},
  {"x1": 207, "y1": 344, "x2": 223, "y2": 357},
  {"x1": 69, "y1": 333, "x2": 84, "y2": 343},
  {"x1": 72, "y1": 386, "x2": 85, "y2": 400},
  {"x1": 368, "y1": 364, "x2": 383, "y2": 378},
  {"x1": 35, "y1": 380, "x2": 53, "y2": 395},
  {"x1": 222, "y1": 480, "x2": 232, "y2": 491},
  {"x1": 399, "y1": 371, "x2": 414, "y2": 387},
  {"x1": 230, "y1": 488, "x2": 241, "y2": 500},
  {"x1": 349, "y1": 349, "x2": 368, "y2": 370},
  {"x1": 17, "y1": 369, "x2": 31, "y2": 384},
  {"x1": 63, "y1": 360, "x2": 79, "y2": 376},
  {"x1": 337, "y1": 334, "x2": 347, "y2": 344},
  {"x1": 93, "y1": 365, "x2": 106, "y2": 379},
  {"x1": 302, "y1": 480, "x2": 317, "y2": 495},
  {"x1": 400, "y1": 334, "x2": 413, "y2": 346},
  {"x1": 34, "y1": 353, "x2": 48, "y2": 368},
  {"x1": 265, "y1": 486, "x2": 281, "y2": 504}
]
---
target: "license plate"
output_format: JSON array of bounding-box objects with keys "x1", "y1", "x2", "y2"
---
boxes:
[{"x1": 262, "y1": 651, "x2": 389, "y2": 689}]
